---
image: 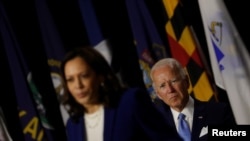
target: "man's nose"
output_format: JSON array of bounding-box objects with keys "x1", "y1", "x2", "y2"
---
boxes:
[{"x1": 165, "y1": 82, "x2": 175, "y2": 93}]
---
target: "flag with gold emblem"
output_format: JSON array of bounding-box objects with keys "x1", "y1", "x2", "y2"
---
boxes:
[
  {"x1": 35, "y1": 0, "x2": 69, "y2": 127},
  {"x1": 0, "y1": 2, "x2": 51, "y2": 140},
  {"x1": 126, "y1": 0, "x2": 170, "y2": 100}
]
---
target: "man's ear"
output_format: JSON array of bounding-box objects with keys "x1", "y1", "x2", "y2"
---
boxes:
[
  {"x1": 152, "y1": 83, "x2": 162, "y2": 99},
  {"x1": 155, "y1": 91, "x2": 163, "y2": 100}
]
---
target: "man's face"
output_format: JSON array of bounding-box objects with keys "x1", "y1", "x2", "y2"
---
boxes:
[{"x1": 152, "y1": 65, "x2": 189, "y2": 111}]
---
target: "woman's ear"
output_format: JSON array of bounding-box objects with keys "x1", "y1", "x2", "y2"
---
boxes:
[{"x1": 98, "y1": 75, "x2": 105, "y2": 85}]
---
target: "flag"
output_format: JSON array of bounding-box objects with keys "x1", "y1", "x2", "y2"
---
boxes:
[
  {"x1": 162, "y1": 0, "x2": 214, "y2": 101},
  {"x1": 35, "y1": 0, "x2": 69, "y2": 127},
  {"x1": 126, "y1": 0, "x2": 170, "y2": 100},
  {"x1": 0, "y1": 11, "x2": 24, "y2": 141},
  {"x1": 198, "y1": 0, "x2": 250, "y2": 124},
  {"x1": 0, "y1": 2, "x2": 52, "y2": 140},
  {"x1": 78, "y1": 0, "x2": 112, "y2": 65},
  {"x1": 0, "y1": 107, "x2": 13, "y2": 141}
]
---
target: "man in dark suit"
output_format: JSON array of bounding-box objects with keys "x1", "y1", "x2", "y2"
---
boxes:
[{"x1": 150, "y1": 58, "x2": 236, "y2": 141}]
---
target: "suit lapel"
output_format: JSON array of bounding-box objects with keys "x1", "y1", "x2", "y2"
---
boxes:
[
  {"x1": 192, "y1": 100, "x2": 207, "y2": 141},
  {"x1": 104, "y1": 107, "x2": 116, "y2": 141},
  {"x1": 74, "y1": 117, "x2": 86, "y2": 141},
  {"x1": 160, "y1": 104, "x2": 178, "y2": 133}
]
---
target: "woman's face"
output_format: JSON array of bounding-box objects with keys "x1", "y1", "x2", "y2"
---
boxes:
[{"x1": 64, "y1": 56, "x2": 102, "y2": 107}]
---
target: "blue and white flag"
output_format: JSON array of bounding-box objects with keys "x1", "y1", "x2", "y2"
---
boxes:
[{"x1": 198, "y1": 0, "x2": 250, "y2": 124}]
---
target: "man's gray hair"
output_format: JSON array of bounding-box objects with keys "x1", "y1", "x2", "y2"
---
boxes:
[{"x1": 150, "y1": 58, "x2": 187, "y2": 80}]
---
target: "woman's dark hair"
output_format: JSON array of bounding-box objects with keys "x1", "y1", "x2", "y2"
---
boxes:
[{"x1": 60, "y1": 46, "x2": 124, "y2": 120}]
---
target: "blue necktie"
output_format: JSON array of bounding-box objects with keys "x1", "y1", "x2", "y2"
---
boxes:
[{"x1": 178, "y1": 113, "x2": 191, "y2": 141}]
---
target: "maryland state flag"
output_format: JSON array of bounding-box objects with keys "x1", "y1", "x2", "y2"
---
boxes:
[{"x1": 162, "y1": 0, "x2": 214, "y2": 101}]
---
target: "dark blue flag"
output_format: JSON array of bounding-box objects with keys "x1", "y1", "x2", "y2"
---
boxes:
[
  {"x1": 35, "y1": 0, "x2": 69, "y2": 126},
  {"x1": 126, "y1": 0, "x2": 170, "y2": 100},
  {"x1": 0, "y1": 1, "x2": 52, "y2": 140}
]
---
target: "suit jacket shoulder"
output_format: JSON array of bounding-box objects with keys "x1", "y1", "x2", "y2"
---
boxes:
[
  {"x1": 192, "y1": 99, "x2": 236, "y2": 141},
  {"x1": 194, "y1": 99, "x2": 236, "y2": 126},
  {"x1": 66, "y1": 116, "x2": 85, "y2": 141}
]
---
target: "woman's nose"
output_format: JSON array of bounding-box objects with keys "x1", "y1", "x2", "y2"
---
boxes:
[{"x1": 75, "y1": 78, "x2": 83, "y2": 88}]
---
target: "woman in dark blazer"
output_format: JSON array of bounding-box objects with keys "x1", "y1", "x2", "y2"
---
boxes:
[
  {"x1": 60, "y1": 46, "x2": 124, "y2": 141},
  {"x1": 60, "y1": 47, "x2": 181, "y2": 141}
]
